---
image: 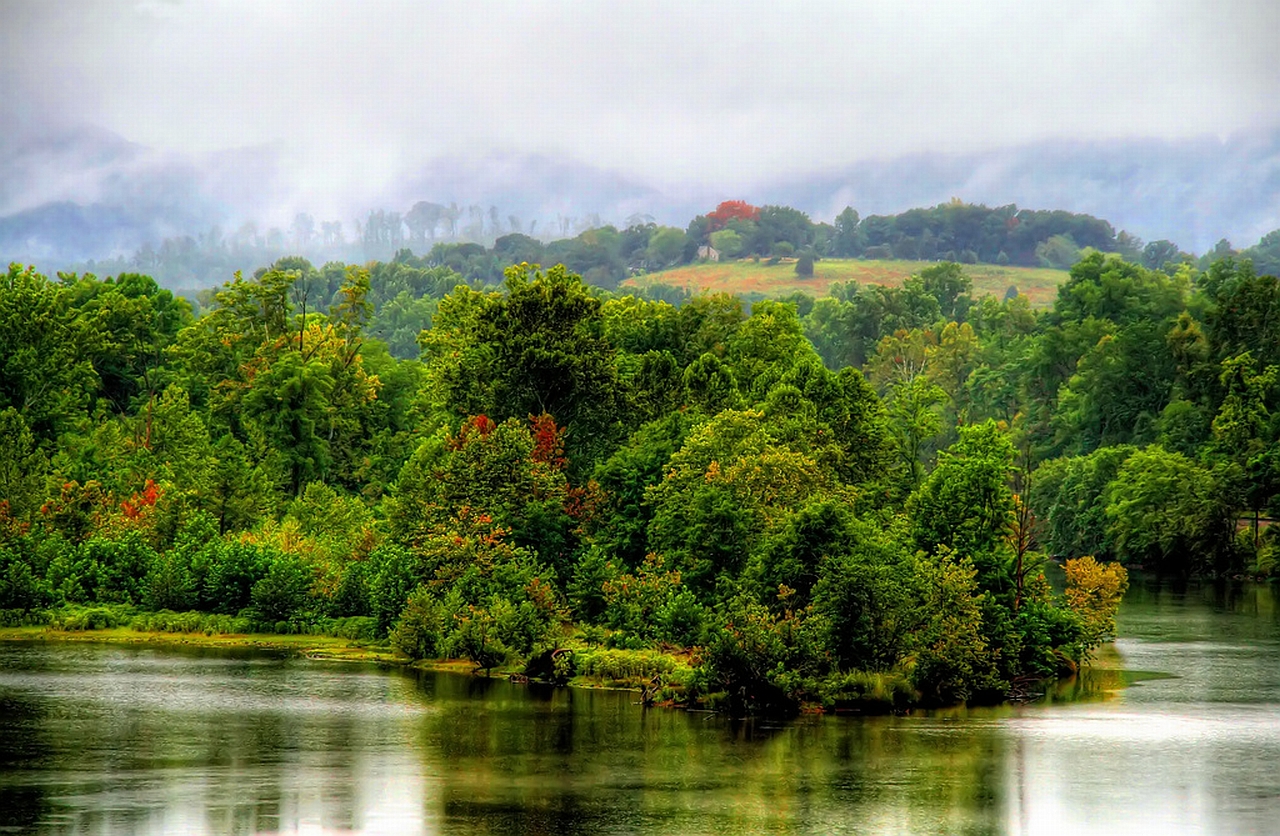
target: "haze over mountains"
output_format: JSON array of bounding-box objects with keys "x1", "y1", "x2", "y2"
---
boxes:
[{"x1": 3, "y1": 121, "x2": 1279, "y2": 272}]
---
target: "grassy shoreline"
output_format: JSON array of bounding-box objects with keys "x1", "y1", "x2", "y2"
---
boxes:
[
  {"x1": 0, "y1": 624, "x2": 1132, "y2": 713},
  {"x1": 0, "y1": 625, "x2": 680, "y2": 694},
  {"x1": 0, "y1": 625, "x2": 404, "y2": 664}
]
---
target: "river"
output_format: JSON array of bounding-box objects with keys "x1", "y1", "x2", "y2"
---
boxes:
[{"x1": 2, "y1": 574, "x2": 1278, "y2": 835}]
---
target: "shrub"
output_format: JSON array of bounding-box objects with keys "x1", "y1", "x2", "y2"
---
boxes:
[
  {"x1": 573, "y1": 648, "x2": 688, "y2": 686},
  {"x1": 0, "y1": 543, "x2": 52, "y2": 610},
  {"x1": 203, "y1": 540, "x2": 273, "y2": 614},
  {"x1": 50, "y1": 604, "x2": 134, "y2": 631},
  {"x1": 794, "y1": 252, "x2": 815, "y2": 277},
  {"x1": 816, "y1": 670, "x2": 916, "y2": 712},
  {"x1": 390, "y1": 586, "x2": 446, "y2": 660},
  {"x1": 250, "y1": 554, "x2": 315, "y2": 622}
]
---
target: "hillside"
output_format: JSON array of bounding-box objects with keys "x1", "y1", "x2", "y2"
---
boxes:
[{"x1": 626, "y1": 258, "x2": 1068, "y2": 306}]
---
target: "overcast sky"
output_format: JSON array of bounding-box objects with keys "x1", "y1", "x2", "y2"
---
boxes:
[{"x1": 3, "y1": 0, "x2": 1279, "y2": 229}]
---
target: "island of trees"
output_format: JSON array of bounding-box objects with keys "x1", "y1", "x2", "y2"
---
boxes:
[{"x1": 2, "y1": 202, "x2": 1277, "y2": 714}]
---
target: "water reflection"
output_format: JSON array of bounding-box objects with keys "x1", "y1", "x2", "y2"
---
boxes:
[{"x1": 2, "y1": 576, "x2": 1280, "y2": 835}]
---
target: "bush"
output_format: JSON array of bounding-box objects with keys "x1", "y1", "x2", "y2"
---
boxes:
[
  {"x1": 203, "y1": 540, "x2": 273, "y2": 614},
  {"x1": 128, "y1": 610, "x2": 253, "y2": 635},
  {"x1": 0, "y1": 543, "x2": 52, "y2": 610},
  {"x1": 46, "y1": 534, "x2": 156, "y2": 605},
  {"x1": 0, "y1": 608, "x2": 51, "y2": 627},
  {"x1": 390, "y1": 586, "x2": 446, "y2": 660},
  {"x1": 320, "y1": 616, "x2": 379, "y2": 642},
  {"x1": 50, "y1": 604, "x2": 135, "y2": 631},
  {"x1": 573, "y1": 648, "x2": 688, "y2": 686},
  {"x1": 816, "y1": 670, "x2": 916, "y2": 712},
  {"x1": 250, "y1": 554, "x2": 314, "y2": 622},
  {"x1": 795, "y1": 252, "x2": 814, "y2": 277}
]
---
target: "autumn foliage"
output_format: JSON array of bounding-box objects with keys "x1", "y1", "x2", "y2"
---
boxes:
[{"x1": 706, "y1": 200, "x2": 760, "y2": 232}]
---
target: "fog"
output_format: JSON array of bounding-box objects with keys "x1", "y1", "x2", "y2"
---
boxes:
[{"x1": 3, "y1": 0, "x2": 1279, "y2": 260}]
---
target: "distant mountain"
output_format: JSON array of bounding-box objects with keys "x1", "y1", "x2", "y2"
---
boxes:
[
  {"x1": 3, "y1": 124, "x2": 1279, "y2": 270},
  {"x1": 761, "y1": 131, "x2": 1280, "y2": 254},
  {"x1": 0, "y1": 124, "x2": 269, "y2": 268}
]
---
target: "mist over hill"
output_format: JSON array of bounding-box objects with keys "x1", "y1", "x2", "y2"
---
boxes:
[{"x1": 2, "y1": 122, "x2": 1278, "y2": 275}]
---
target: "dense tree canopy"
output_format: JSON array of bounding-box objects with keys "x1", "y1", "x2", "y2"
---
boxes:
[{"x1": 8, "y1": 234, "x2": 1278, "y2": 714}]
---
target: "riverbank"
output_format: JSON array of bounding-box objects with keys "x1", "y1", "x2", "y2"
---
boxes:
[
  {"x1": 0, "y1": 624, "x2": 403, "y2": 664},
  {"x1": 0, "y1": 624, "x2": 685, "y2": 696},
  {"x1": 0, "y1": 621, "x2": 1129, "y2": 713}
]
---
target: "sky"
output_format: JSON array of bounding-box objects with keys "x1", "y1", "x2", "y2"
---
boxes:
[{"x1": 3, "y1": 0, "x2": 1279, "y2": 248}]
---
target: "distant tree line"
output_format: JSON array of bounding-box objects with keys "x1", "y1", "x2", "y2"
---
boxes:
[{"x1": 67, "y1": 198, "x2": 1280, "y2": 297}]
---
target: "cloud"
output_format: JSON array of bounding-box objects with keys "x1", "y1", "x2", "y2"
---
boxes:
[{"x1": 2, "y1": 0, "x2": 1278, "y2": 259}]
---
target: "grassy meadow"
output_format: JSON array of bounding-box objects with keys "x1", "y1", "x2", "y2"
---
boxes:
[{"x1": 626, "y1": 258, "x2": 1069, "y2": 307}]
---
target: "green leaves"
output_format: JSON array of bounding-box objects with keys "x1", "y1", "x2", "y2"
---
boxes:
[
  {"x1": 423, "y1": 264, "x2": 622, "y2": 468},
  {"x1": 1103, "y1": 446, "x2": 1235, "y2": 573}
]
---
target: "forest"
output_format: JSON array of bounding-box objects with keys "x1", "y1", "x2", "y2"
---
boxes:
[{"x1": 1, "y1": 226, "x2": 1277, "y2": 713}]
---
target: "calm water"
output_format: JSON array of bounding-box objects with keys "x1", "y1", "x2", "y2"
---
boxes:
[{"x1": 3, "y1": 576, "x2": 1279, "y2": 835}]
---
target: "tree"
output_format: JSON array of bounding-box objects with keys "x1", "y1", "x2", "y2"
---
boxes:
[
  {"x1": 908, "y1": 422, "x2": 1015, "y2": 593},
  {"x1": 919, "y1": 262, "x2": 972, "y2": 320},
  {"x1": 1052, "y1": 252, "x2": 1185, "y2": 327},
  {"x1": 0, "y1": 265, "x2": 98, "y2": 441},
  {"x1": 1062, "y1": 556, "x2": 1128, "y2": 658},
  {"x1": 0, "y1": 408, "x2": 47, "y2": 521},
  {"x1": 884, "y1": 376, "x2": 946, "y2": 490},
  {"x1": 422, "y1": 263, "x2": 622, "y2": 469},
  {"x1": 241, "y1": 349, "x2": 335, "y2": 497},
  {"x1": 831, "y1": 207, "x2": 863, "y2": 257},
  {"x1": 908, "y1": 550, "x2": 1001, "y2": 704},
  {"x1": 645, "y1": 227, "x2": 687, "y2": 268},
  {"x1": 1142, "y1": 240, "x2": 1183, "y2": 270},
  {"x1": 706, "y1": 200, "x2": 760, "y2": 232},
  {"x1": 1104, "y1": 447, "x2": 1235, "y2": 573},
  {"x1": 708, "y1": 228, "x2": 744, "y2": 259}
]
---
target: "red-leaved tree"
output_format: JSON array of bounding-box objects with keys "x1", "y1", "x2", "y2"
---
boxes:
[{"x1": 707, "y1": 200, "x2": 760, "y2": 232}]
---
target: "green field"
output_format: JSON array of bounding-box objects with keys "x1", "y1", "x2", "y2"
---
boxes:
[{"x1": 625, "y1": 258, "x2": 1069, "y2": 307}]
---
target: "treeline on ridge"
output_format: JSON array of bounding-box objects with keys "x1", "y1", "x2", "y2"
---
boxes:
[{"x1": 73, "y1": 197, "x2": 1280, "y2": 293}]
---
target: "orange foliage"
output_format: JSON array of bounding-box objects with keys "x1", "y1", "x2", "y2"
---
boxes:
[
  {"x1": 450, "y1": 414, "x2": 496, "y2": 449},
  {"x1": 528, "y1": 413, "x2": 567, "y2": 471},
  {"x1": 0, "y1": 501, "x2": 30, "y2": 541},
  {"x1": 707, "y1": 200, "x2": 760, "y2": 232},
  {"x1": 121, "y1": 479, "x2": 161, "y2": 520}
]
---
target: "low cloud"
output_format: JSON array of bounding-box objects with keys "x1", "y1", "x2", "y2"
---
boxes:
[{"x1": 2, "y1": 0, "x2": 1278, "y2": 261}]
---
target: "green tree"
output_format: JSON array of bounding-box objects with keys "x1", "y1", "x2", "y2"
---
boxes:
[
  {"x1": 708, "y1": 228, "x2": 744, "y2": 259},
  {"x1": 1104, "y1": 447, "x2": 1235, "y2": 573},
  {"x1": 919, "y1": 262, "x2": 973, "y2": 320},
  {"x1": 0, "y1": 408, "x2": 48, "y2": 521},
  {"x1": 645, "y1": 227, "x2": 688, "y2": 268},
  {"x1": 885, "y1": 376, "x2": 946, "y2": 490},
  {"x1": 0, "y1": 265, "x2": 98, "y2": 440},
  {"x1": 422, "y1": 264, "x2": 622, "y2": 469},
  {"x1": 908, "y1": 422, "x2": 1015, "y2": 594}
]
